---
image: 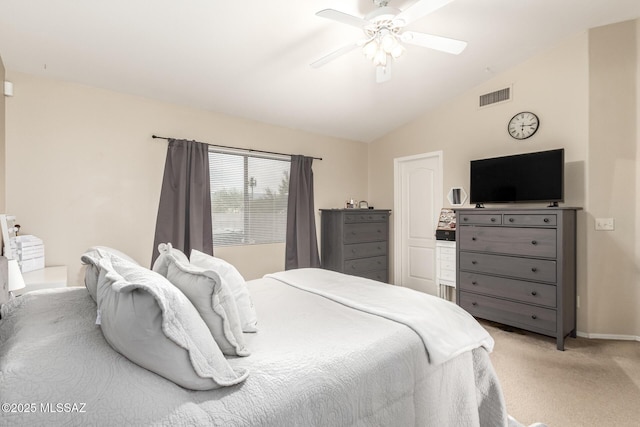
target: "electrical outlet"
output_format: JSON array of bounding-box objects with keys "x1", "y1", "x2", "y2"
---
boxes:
[{"x1": 595, "y1": 218, "x2": 614, "y2": 231}]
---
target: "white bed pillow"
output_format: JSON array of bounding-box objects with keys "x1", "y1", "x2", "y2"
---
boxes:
[
  {"x1": 95, "y1": 255, "x2": 248, "y2": 390},
  {"x1": 81, "y1": 246, "x2": 140, "y2": 302},
  {"x1": 152, "y1": 242, "x2": 189, "y2": 277},
  {"x1": 190, "y1": 249, "x2": 258, "y2": 333},
  {"x1": 164, "y1": 253, "x2": 249, "y2": 357}
]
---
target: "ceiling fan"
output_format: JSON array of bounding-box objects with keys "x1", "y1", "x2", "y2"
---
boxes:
[{"x1": 311, "y1": 0, "x2": 467, "y2": 83}]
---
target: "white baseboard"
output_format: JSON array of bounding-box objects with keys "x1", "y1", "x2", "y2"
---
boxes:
[{"x1": 576, "y1": 331, "x2": 640, "y2": 342}]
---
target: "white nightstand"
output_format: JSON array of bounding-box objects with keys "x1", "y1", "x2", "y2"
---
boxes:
[
  {"x1": 16, "y1": 266, "x2": 68, "y2": 295},
  {"x1": 436, "y1": 241, "x2": 456, "y2": 301}
]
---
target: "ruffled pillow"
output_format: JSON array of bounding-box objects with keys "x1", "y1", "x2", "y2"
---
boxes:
[
  {"x1": 151, "y1": 243, "x2": 189, "y2": 277},
  {"x1": 190, "y1": 249, "x2": 258, "y2": 333},
  {"x1": 164, "y1": 253, "x2": 249, "y2": 357},
  {"x1": 95, "y1": 255, "x2": 248, "y2": 390},
  {"x1": 81, "y1": 246, "x2": 140, "y2": 302}
]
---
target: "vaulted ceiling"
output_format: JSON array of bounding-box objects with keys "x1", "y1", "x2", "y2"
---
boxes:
[{"x1": 1, "y1": 0, "x2": 639, "y2": 142}]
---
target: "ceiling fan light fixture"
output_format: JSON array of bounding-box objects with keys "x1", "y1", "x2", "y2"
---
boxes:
[
  {"x1": 363, "y1": 40, "x2": 379, "y2": 59},
  {"x1": 380, "y1": 31, "x2": 396, "y2": 53},
  {"x1": 313, "y1": 0, "x2": 467, "y2": 82},
  {"x1": 390, "y1": 43, "x2": 404, "y2": 59},
  {"x1": 373, "y1": 50, "x2": 387, "y2": 66}
]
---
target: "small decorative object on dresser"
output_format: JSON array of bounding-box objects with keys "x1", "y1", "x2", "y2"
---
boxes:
[
  {"x1": 320, "y1": 209, "x2": 391, "y2": 283},
  {"x1": 456, "y1": 207, "x2": 580, "y2": 350}
]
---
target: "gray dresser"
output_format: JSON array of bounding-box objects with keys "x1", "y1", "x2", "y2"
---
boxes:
[
  {"x1": 320, "y1": 209, "x2": 391, "y2": 283},
  {"x1": 455, "y1": 208, "x2": 579, "y2": 350}
]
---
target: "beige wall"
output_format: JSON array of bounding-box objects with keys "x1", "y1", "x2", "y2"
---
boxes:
[
  {"x1": 4, "y1": 72, "x2": 368, "y2": 285},
  {"x1": 0, "y1": 55, "x2": 5, "y2": 212},
  {"x1": 369, "y1": 20, "x2": 640, "y2": 339},
  {"x1": 0, "y1": 55, "x2": 6, "y2": 306},
  {"x1": 587, "y1": 20, "x2": 638, "y2": 337}
]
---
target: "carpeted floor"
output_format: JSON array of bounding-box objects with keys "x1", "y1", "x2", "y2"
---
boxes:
[{"x1": 482, "y1": 320, "x2": 640, "y2": 427}]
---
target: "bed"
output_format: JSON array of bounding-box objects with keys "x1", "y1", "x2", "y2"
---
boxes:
[{"x1": 0, "y1": 253, "x2": 510, "y2": 427}]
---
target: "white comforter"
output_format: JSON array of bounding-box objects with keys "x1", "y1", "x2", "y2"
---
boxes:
[
  {"x1": 266, "y1": 268, "x2": 494, "y2": 365},
  {"x1": 0, "y1": 269, "x2": 507, "y2": 427}
]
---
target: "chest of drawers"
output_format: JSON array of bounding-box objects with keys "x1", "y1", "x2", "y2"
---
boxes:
[
  {"x1": 320, "y1": 209, "x2": 391, "y2": 283},
  {"x1": 455, "y1": 208, "x2": 579, "y2": 350}
]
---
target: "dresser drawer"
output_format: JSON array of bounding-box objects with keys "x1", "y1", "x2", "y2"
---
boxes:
[
  {"x1": 344, "y1": 212, "x2": 389, "y2": 223},
  {"x1": 343, "y1": 222, "x2": 388, "y2": 244},
  {"x1": 343, "y1": 241, "x2": 387, "y2": 260},
  {"x1": 459, "y1": 226, "x2": 556, "y2": 258},
  {"x1": 459, "y1": 292, "x2": 556, "y2": 334},
  {"x1": 459, "y1": 252, "x2": 556, "y2": 283},
  {"x1": 439, "y1": 247, "x2": 456, "y2": 262},
  {"x1": 459, "y1": 272, "x2": 556, "y2": 307},
  {"x1": 344, "y1": 256, "x2": 387, "y2": 273},
  {"x1": 355, "y1": 269, "x2": 388, "y2": 282},
  {"x1": 458, "y1": 213, "x2": 502, "y2": 225},
  {"x1": 504, "y1": 214, "x2": 557, "y2": 226},
  {"x1": 439, "y1": 268, "x2": 456, "y2": 282}
]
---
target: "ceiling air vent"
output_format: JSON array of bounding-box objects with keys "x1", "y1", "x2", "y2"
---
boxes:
[{"x1": 479, "y1": 87, "x2": 511, "y2": 108}]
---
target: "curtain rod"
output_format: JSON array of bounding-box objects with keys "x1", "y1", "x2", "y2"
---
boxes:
[{"x1": 152, "y1": 135, "x2": 322, "y2": 161}]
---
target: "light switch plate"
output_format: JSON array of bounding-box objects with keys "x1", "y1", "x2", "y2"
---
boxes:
[{"x1": 595, "y1": 218, "x2": 614, "y2": 231}]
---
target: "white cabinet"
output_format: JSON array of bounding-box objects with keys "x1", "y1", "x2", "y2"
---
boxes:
[
  {"x1": 17, "y1": 266, "x2": 68, "y2": 295},
  {"x1": 436, "y1": 241, "x2": 456, "y2": 301}
]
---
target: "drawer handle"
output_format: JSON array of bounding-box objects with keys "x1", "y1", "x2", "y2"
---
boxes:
[
  {"x1": 377, "y1": 260, "x2": 382, "y2": 265},
  {"x1": 351, "y1": 248, "x2": 357, "y2": 253},
  {"x1": 471, "y1": 237, "x2": 477, "y2": 241},
  {"x1": 490, "y1": 217, "x2": 496, "y2": 222},
  {"x1": 531, "y1": 315, "x2": 538, "y2": 320},
  {"x1": 544, "y1": 218, "x2": 550, "y2": 223},
  {"x1": 463, "y1": 217, "x2": 468, "y2": 222},
  {"x1": 472, "y1": 302, "x2": 478, "y2": 306},
  {"x1": 471, "y1": 281, "x2": 478, "y2": 285},
  {"x1": 368, "y1": 216, "x2": 373, "y2": 220},
  {"x1": 531, "y1": 267, "x2": 538, "y2": 272},
  {"x1": 471, "y1": 260, "x2": 477, "y2": 265},
  {"x1": 531, "y1": 240, "x2": 537, "y2": 245},
  {"x1": 509, "y1": 218, "x2": 514, "y2": 223},
  {"x1": 531, "y1": 291, "x2": 538, "y2": 296},
  {"x1": 351, "y1": 265, "x2": 356, "y2": 269}
]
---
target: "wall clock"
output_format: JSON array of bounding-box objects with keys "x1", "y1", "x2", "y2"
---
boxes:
[{"x1": 508, "y1": 111, "x2": 539, "y2": 140}]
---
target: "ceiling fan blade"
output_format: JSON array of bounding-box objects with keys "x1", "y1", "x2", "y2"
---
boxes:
[
  {"x1": 316, "y1": 9, "x2": 370, "y2": 28},
  {"x1": 376, "y1": 64, "x2": 392, "y2": 84},
  {"x1": 401, "y1": 31, "x2": 467, "y2": 54},
  {"x1": 310, "y1": 42, "x2": 360, "y2": 68},
  {"x1": 394, "y1": 0, "x2": 453, "y2": 27}
]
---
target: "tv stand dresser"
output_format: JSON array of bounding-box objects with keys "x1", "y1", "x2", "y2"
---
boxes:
[{"x1": 455, "y1": 207, "x2": 580, "y2": 350}]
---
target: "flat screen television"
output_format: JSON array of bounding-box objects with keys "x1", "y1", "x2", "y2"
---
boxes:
[{"x1": 470, "y1": 148, "x2": 564, "y2": 206}]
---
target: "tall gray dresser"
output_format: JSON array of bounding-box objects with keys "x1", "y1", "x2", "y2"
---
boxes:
[
  {"x1": 455, "y1": 208, "x2": 579, "y2": 350},
  {"x1": 320, "y1": 209, "x2": 391, "y2": 283}
]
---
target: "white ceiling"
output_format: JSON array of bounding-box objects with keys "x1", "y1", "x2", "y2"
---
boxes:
[{"x1": 1, "y1": 0, "x2": 639, "y2": 142}]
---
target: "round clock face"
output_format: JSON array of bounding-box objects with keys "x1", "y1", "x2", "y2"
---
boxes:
[{"x1": 508, "y1": 112, "x2": 539, "y2": 140}]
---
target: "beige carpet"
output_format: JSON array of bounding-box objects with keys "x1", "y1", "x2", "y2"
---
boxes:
[{"x1": 482, "y1": 320, "x2": 640, "y2": 427}]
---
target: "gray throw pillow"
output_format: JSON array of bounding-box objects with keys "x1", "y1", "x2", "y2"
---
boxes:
[
  {"x1": 152, "y1": 242, "x2": 189, "y2": 277},
  {"x1": 81, "y1": 246, "x2": 140, "y2": 302},
  {"x1": 190, "y1": 249, "x2": 258, "y2": 333},
  {"x1": 164, "y1": 254, "x2": 249, "y2": 357},
  {"x1": 95, "y1": 255, "x2": 248, "y2": 390}
]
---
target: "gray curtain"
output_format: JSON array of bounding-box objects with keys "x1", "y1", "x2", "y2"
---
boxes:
[
  {"x1": 152, "y1": 139, "x2": 213, "y2": 265},
  {"x1": 285, "y1": 155, "x2": 320, "y2": 270}
]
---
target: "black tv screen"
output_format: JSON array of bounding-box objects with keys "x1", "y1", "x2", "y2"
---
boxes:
[{"x1": 470, "y1": 149, "x2": 564, "y2": 204}]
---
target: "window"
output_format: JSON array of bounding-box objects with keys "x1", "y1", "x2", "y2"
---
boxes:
[{"x1": 209, "y1": 149, "x2": 290, "y2": 247}]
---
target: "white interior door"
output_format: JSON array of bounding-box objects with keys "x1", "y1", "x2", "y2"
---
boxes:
[{"x1": 394, "y1": 152, "x2": 442, "y2": 294}]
